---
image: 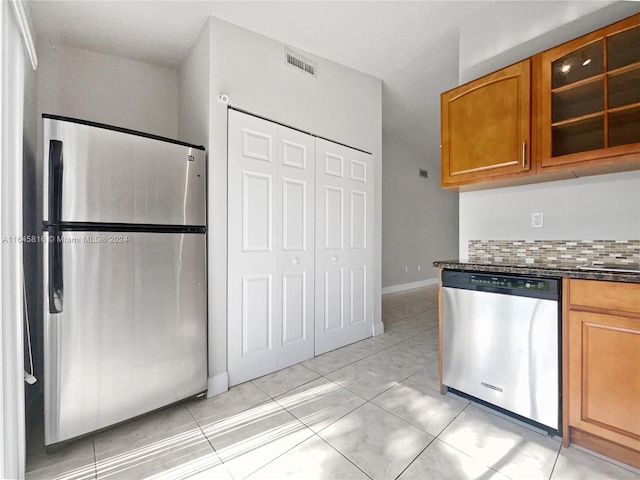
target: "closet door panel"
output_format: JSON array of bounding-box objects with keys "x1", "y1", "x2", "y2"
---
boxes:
[
  {"x1": 324, "y1": 186, "x2": 344, "y2": 249},
  {"x1": 243, "y1": 173, "x2": 272, "y2": 251},
  {"x1": 228, "y1": 111, "x2": 279, "y2": 385},
  {"x1": 276, "y1": 125, "x2": 315, "y2": 369},
  {"x1": 350, "y1": 190, "x2": 367, "y2": 249},
  {"x1": 323, "y1": 268, "x2": 345, "y2": 332},
  {"x1": 350, "y1": 265, "x2": 367, "y2": 326},
  {"x1": 229, "y1": 110, "x2": 372, "y2": 381},
  {"x1": 242, "y1": 275, "x2": 273, "y2": 355},
  {"x1": 315, "y1": 139, "x2": 373, "y2": 355}
]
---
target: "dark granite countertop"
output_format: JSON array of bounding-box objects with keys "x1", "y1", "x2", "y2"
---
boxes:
[{"x1": 433, "y1": 259, "x2": 640, "y2": 283}]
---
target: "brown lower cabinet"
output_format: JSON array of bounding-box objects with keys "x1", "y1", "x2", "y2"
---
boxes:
[{"x1": 563, "y1": 278, "x2": 640, "y2": 469}]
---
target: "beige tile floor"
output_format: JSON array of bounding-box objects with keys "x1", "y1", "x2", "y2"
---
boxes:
[{"x1": 26, "y1": 286, "x2": 640, "y2": 480}]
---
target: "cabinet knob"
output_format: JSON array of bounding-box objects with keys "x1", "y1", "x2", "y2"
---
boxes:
[
  {"x1": 332, "y1": 256, "x2": 338, "y2": 262},
  {"x1": 292, "y1": 258, "x2": 299, "y2": 265}
]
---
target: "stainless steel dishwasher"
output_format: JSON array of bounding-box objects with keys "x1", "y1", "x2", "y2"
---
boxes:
[{"x1": 441, "y1": 270, "x2": 560, "y2": 432}]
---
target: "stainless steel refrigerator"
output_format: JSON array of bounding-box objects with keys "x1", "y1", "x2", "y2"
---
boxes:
[{"x1": 42, "y1": 115, "x2": 207, "y2": 445}]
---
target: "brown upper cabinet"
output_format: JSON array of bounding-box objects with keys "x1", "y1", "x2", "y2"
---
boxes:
[
  {"x1": 440, "y1": 60, "x2": 531, "y2": 188},
  {"x1": 441, "y1": 13, "x2": 640, "y2": 190},
  {"x1": 540, "y1": 15, "x2": 640, "y2": 171}
]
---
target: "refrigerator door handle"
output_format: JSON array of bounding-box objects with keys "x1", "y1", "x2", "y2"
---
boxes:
[
  {"x1": 49, "y1": 140, "x2": 63, "y2": 224},
  {"x1": 48, "y1": 140, "x2": 64, "y2": 313},
  {"x1": 48, "y1": 227, "x2": 64, "y2": 313},
  {"x1": 48, "y1": 226, "x2": 63, "y2": 313}
]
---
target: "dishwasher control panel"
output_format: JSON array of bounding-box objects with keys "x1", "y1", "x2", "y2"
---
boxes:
[
  {"x1": 442, "y1": 270, "x2": 559, "y2": 299},
  {"x1": 470, "y1": 274, "x2": 551, "y2": 292}
]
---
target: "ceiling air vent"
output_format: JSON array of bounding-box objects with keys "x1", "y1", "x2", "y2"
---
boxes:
[{"x1": 285, "y1": 48, "x2": 317, "y2": 78}]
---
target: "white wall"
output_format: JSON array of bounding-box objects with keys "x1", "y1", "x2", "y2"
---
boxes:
[
  {"x1": 382, "y1": 129, "x2": 458, "y2": 288},
  {"x1": 458, "y1": 1, "x2": 640, "y2": 257},
  {"x1": 205, "y1": 17, "x2": 382, "y2": 394},
  {"x1": 36, "y1": 43, "x2": 178, "y2": 137},
  {"x1": 176, "y1": 22, "x2": 218, "y2": 392},
  {"x1": 381, "y1": 30, "x2": 461, "y2": 291},
  {"x1": 178, "y1": 22, "x2": 210, "y2": 148},
  {"x1": 459, "y1": 171, "x2": 640, "y2": 257}
]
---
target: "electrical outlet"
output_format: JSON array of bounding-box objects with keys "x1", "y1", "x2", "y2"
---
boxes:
[
  {"x1": 531, "y1": 212, "x2": 544, "y2": 228},
  {"x1": 417, "y1": 264, "x2": 421, "y2": 271},
  {"x1": 404, "y1": 266, "x2": 408, "y2": 273}
]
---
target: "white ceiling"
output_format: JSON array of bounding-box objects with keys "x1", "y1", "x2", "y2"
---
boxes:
[
  {"x1": 24, "y1": 1, "x2": 637, "y2": 164},
  {"x1": 26, "y1": 1, "x2": 492, "y2": 75}
]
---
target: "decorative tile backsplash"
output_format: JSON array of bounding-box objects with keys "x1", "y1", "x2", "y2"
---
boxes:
[{"x1": 468, "y1": 240, "x2": 640, "y2": 265}]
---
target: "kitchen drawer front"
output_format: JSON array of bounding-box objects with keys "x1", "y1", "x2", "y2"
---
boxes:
[{"x1": 569, "y1": 279, "x2": 640, "y2": 315}]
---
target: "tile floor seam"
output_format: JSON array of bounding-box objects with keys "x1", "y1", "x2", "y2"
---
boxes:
[
  {"x1": 566, "y1": 444, "x2": 640, "y2": 476},
  {"x1": 240, "y1": 430, "x2": 313, "y2": 480},
  {"x1": 270, "y1": 377, "x2": 363, "y2": 435},
  {"x1": 304, "y1": 348, "x2": 382, "y2": 376},
  {"x1": 427, "y1": 399, "x2": 472, "y2": 439},
  {"x1": 366, "y1": 393, "x2": 438, "y2": 438},
  {"x1": 186, "y1": 403, "x2": 217, "y2": 453},
  {"x1": 430, "y1": 435, "x2": 509, "y2": 480},
  {"x1": 200, "y1": 402, "x2": 315, "y2": 480},
  {"x1": 438, "y1": 402, "x2": 565, "y2": 480},
  {"x1": 184, "y1": 400, "x2": 238, "y2": 480},
  {"x1": 331, "y1": 373, "x2": 400, "y2": 401},
  {"x1": 393, "y1": 436, "x2": 436, "y2": 480},
  {"x1": 92, "y1": 436, "x2": 98, "y2": 479},
  {"x1": 313, "y1": 433, "x2": 375, "y2": 480},
  {"x1": 548, "y1": 444, "x2": 562, "y2": 480}
]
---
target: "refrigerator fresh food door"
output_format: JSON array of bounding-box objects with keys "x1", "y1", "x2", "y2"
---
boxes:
[
  {"x1": 43, "y1": 117, "x2": 206, "y2": 226},
  {"x1": 44, "y1": 231, "x2": 207, "y2": 445}
]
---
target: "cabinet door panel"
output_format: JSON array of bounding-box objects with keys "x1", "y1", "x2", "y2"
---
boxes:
[
  {"x1": 580, "y1": 313, "x2": 640, "y2": 436},
  {"x1": 441, "y1": 59, "x2": 531, "y2": 187},
  {"x1": 568, "y1": 308, "x2": 640, "y2": 451}
]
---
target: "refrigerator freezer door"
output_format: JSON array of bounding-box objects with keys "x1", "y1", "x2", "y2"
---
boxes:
[
  {"x1": 44, "y1": 231, "x2": 207, "y2": 445},
  {"x1": 43, "y1": 118, "x2": 206, "y2": 226}
]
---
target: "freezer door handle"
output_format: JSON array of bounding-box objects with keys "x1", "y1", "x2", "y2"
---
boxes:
[
  {"x1": 48, "y1": 226, "x2": 63, "y2": 313},
  {"x1": 49, "y1": 140, "x2": 63, "y2": 224}
]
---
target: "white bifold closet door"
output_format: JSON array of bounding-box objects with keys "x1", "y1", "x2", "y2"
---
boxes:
[
  {"x1": 228, "y1": 110, "x2": 316, "y2": 386},
  {"x1": 315, "y1": 139, "x2": 373, "y2": 355}
]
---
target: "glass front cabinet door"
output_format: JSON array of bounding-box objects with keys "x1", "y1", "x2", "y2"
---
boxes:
[{"x1": 540, "y1": 17, "x2": 640, "y2": 169}]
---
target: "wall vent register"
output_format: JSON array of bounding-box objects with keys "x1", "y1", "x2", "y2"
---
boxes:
[{"x1": 285, "y1": 48, "x2": 317, "y2": 77}]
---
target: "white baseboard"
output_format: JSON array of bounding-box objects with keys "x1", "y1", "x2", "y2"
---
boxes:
[
  {"x1": 381, "y1": 277, "x2": 439, "y2": 295},
  {"x1": 207, "y1": 372, "x2": 229, "y2": 398},
  {"x1": 372, "y1": 321, "x2": 384, "y2": 336}
]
